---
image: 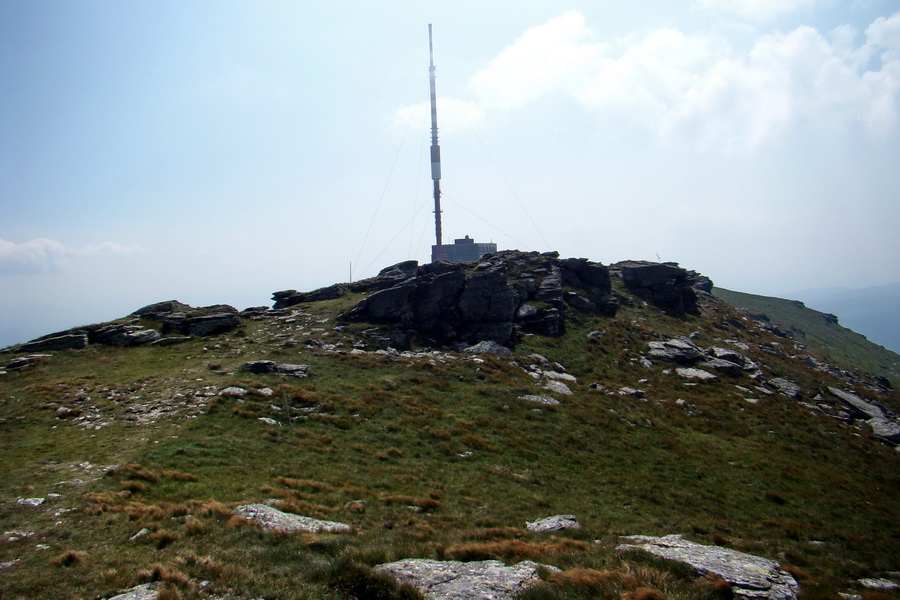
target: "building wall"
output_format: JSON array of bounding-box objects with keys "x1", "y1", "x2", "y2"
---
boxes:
[{"x1": 431, "y1": 236, "x2": 497, "y2": 262}]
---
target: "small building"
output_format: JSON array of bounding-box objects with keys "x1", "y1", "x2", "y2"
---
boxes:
[{"x1": 432, "y1": 235, "x2": 497, "y2": 262}]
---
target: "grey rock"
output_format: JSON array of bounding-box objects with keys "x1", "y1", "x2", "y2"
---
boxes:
[
  {"x1": 131, "y1": 300, "x2": 190, "y2": 316},
  {"x1": 526, "y1": 514, "x2": 580, "y2": 532},
  {"x1": 858, "y1": 578, "x2": 900, "y2": 590},
  {"x1": 699, "y1": 357, "x2": 745, "y2": 377},
  {"x1": 108, "y1": 583, "x2": 158, "y2": 600},
  {"x1": 464, "y1": 341, "x2": 512, "y2": 356},
  {"x1": 93, "y1": 324, "x2": 161, "y2": 346},
  {"x1": 867, "y1": 417, "x2": 900, "y2": 444},
  {"x1": 647, "y1": 338, "x2": 703, "y2": 363},
  {"x1": 245, "y1": 360, "x2": 309, "y2": 378},
  {"x1": 519, "y1": 395, "x2": 561, "y2": 406},
  {"x1": 17, "y1": 333, "x2": 88, "y2": 353},
  {"x1": 613, "y1": 261, "x2": 701, "y2": 315},
  {"x1": 374, "y1": 558, "x2": 557, "y2": 600},
  {"x1": 617, "y1": 534, "x2": 798, "y2": 600},
  {"x1": 544, "y1": 380, "x2": 573, "y2": 395},
  {"x1": 769, "y1": 378, "x2": 802, "y2": 398},
  {"x1": 6, "y1": 354, "x2": 52, "y2": 370},
  {"x1": 676, "y1": 367, "x2": 717, "y2": 380},
  {"x1": 828, "y1": 387, "x2": 884, "y2": 419},
  {"x1": 233, "y1": 503, "x2": 350, "y2": 533}
]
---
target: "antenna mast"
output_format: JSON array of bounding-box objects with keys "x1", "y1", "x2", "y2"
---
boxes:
[{"x1": 428, "y1": 24, "x2": 443, "y2": 261}]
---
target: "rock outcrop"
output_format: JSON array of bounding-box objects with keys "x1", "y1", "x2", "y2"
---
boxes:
[
  {"x1": 332, "y1": 251, "x2": 618, "y2": 348},
  {"x1": 611, "y1": 261, "x2": 709, "y2": 315},
  {"x1": 617, "y1": 534, "x2": 799, "y2": 600},
  {"x1": 373, "y1": 558, "x2": 557, "y2": 600},
  {"x1": 10, "y1": 301, "x2": 244, "y2": 355}
]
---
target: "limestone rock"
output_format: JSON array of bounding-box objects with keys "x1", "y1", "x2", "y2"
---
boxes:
[
  {"x1": 525, "y1": 514, "x2": 580, "y2": 532},
  {"x1": 232, "y1": 503, "x2": 350, "y2": 533},
  {"x1": 617, "y1": 534, "x2": 799, "y2": 600},
  {"x1": 374, "y1": 558, "x2": 557, "y2": 600}
]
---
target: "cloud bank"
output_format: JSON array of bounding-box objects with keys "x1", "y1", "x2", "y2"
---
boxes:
[
  {"x1": 0, "y1": 238, "x2": 145, "y2": 275},
  {"x1": 405, "y1": 10, "x2": 900, "y2": 152}
]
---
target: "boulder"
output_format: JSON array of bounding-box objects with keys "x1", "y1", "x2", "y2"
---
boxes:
[
  {"x1": 374, "y1": 558, "x2": 557, "y2": 600},
  {"x1": 647, "y1": 338, "x2": 703, "y2": 363},
  {"x1": 464, "y1": 341, "x2": 512, "y2": 356},
  {"x1": 245, "y1": 361, "x2": 309, "y2": 378},
  {"x1": 525, "y1": 514, "x2": 580, "y2": 532},
  {"x1": 676, "y1": 367, "x2": 717, "y2": 380},
  {"x1": 617, "y1": 534, "x2": 799, "y2": 600},
  {"x1": 233, "y1": 503, "x2": 350, "y2": 533},
  {"x1": 769, "y1": 378, "x2": 802, "y2": 399},
  {"x1": 828, "y1": 387, "x2": 884, "y2": 419},
  {"x1": 867, "y1": 417, "x2": 900, "y2": 444}
]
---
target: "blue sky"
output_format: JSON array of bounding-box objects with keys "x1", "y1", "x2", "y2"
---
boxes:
[{"x1": 2, "y1": 0, "x2": 899, "y2": 347}]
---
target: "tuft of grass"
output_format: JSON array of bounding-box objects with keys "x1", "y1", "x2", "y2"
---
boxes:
[{"x1": 51, "y1": 550, "x2": 88, "y2": 567}]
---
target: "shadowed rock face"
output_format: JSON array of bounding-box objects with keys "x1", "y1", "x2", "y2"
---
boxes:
[
  {"x1": 334, "y1": 251, "x2": 620, "y2": 349},
  {"x1": 611, "y1": 260, "x2": 708, "y2": 315}
]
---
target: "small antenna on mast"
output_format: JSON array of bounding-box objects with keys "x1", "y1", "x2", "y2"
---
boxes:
[{"x1": 428, "y1": 24, "x2": 443, "y2": 261}]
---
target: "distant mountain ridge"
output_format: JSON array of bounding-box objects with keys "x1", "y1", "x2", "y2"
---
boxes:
[
  {"x1": 789, "y1": 282, "x2": 900, "y2": 354},
  {"x1": 713, "y1": 286, "x2": 900, "y2": 387}
]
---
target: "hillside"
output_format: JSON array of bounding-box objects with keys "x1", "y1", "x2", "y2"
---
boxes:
[
  {"x1": 712, "y1": 287, "x2": 900, "y2": 388},
  {"x1": 1, "y1": 253, "x2": 898, "y2": 600}
]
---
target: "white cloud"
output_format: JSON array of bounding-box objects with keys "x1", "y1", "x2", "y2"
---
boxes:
[
  {"x1": 0, "y1": 238, "x2": 145, "y2": 275},
  {"x1": 453, "y1": 10, "x2": 900, "y2": 152},
  {"x1": 692, "y1": 0, "x2": 819, "y2": 22},
  {"x1": 387, "y1": 97, "x2": 486, "y2": 137}
]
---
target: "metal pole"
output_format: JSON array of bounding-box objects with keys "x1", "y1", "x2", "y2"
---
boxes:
[{"x1": 429, "y1": 24, "x2": 443, "y2": 261}]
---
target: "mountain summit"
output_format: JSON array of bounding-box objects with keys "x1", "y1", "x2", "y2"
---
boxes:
[{"x1": 2, "y1": 252, "x2": 898, "y2": 600}]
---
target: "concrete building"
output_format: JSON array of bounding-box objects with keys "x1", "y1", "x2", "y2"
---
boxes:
[{"x1": 431, "y1": 235, "x2": 497, "y2": 262}]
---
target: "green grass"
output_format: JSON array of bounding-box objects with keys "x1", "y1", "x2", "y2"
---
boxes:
[
  {"x1": 713, "y1": 287, "x2": 900, "y2": 389},
  {"x1": 1, "y1": 290, "x2": 898, "y2": 599}
]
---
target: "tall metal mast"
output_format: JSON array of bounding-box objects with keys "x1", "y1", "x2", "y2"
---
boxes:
[{"x1": 428, "y1": 24, "x2": 443, "y2": 261}]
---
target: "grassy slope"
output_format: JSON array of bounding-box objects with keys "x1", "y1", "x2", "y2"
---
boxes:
[
  {"x1": 713, "y1": 287, "x2": 900, "y2": 388},
  {"x1": 0, "y1": 285, "x2": 898, "y2": 600}
]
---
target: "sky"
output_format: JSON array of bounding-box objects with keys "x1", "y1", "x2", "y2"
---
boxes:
[{"x1": 1, "y1": 0, "x2": 899, "y2": 348}]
